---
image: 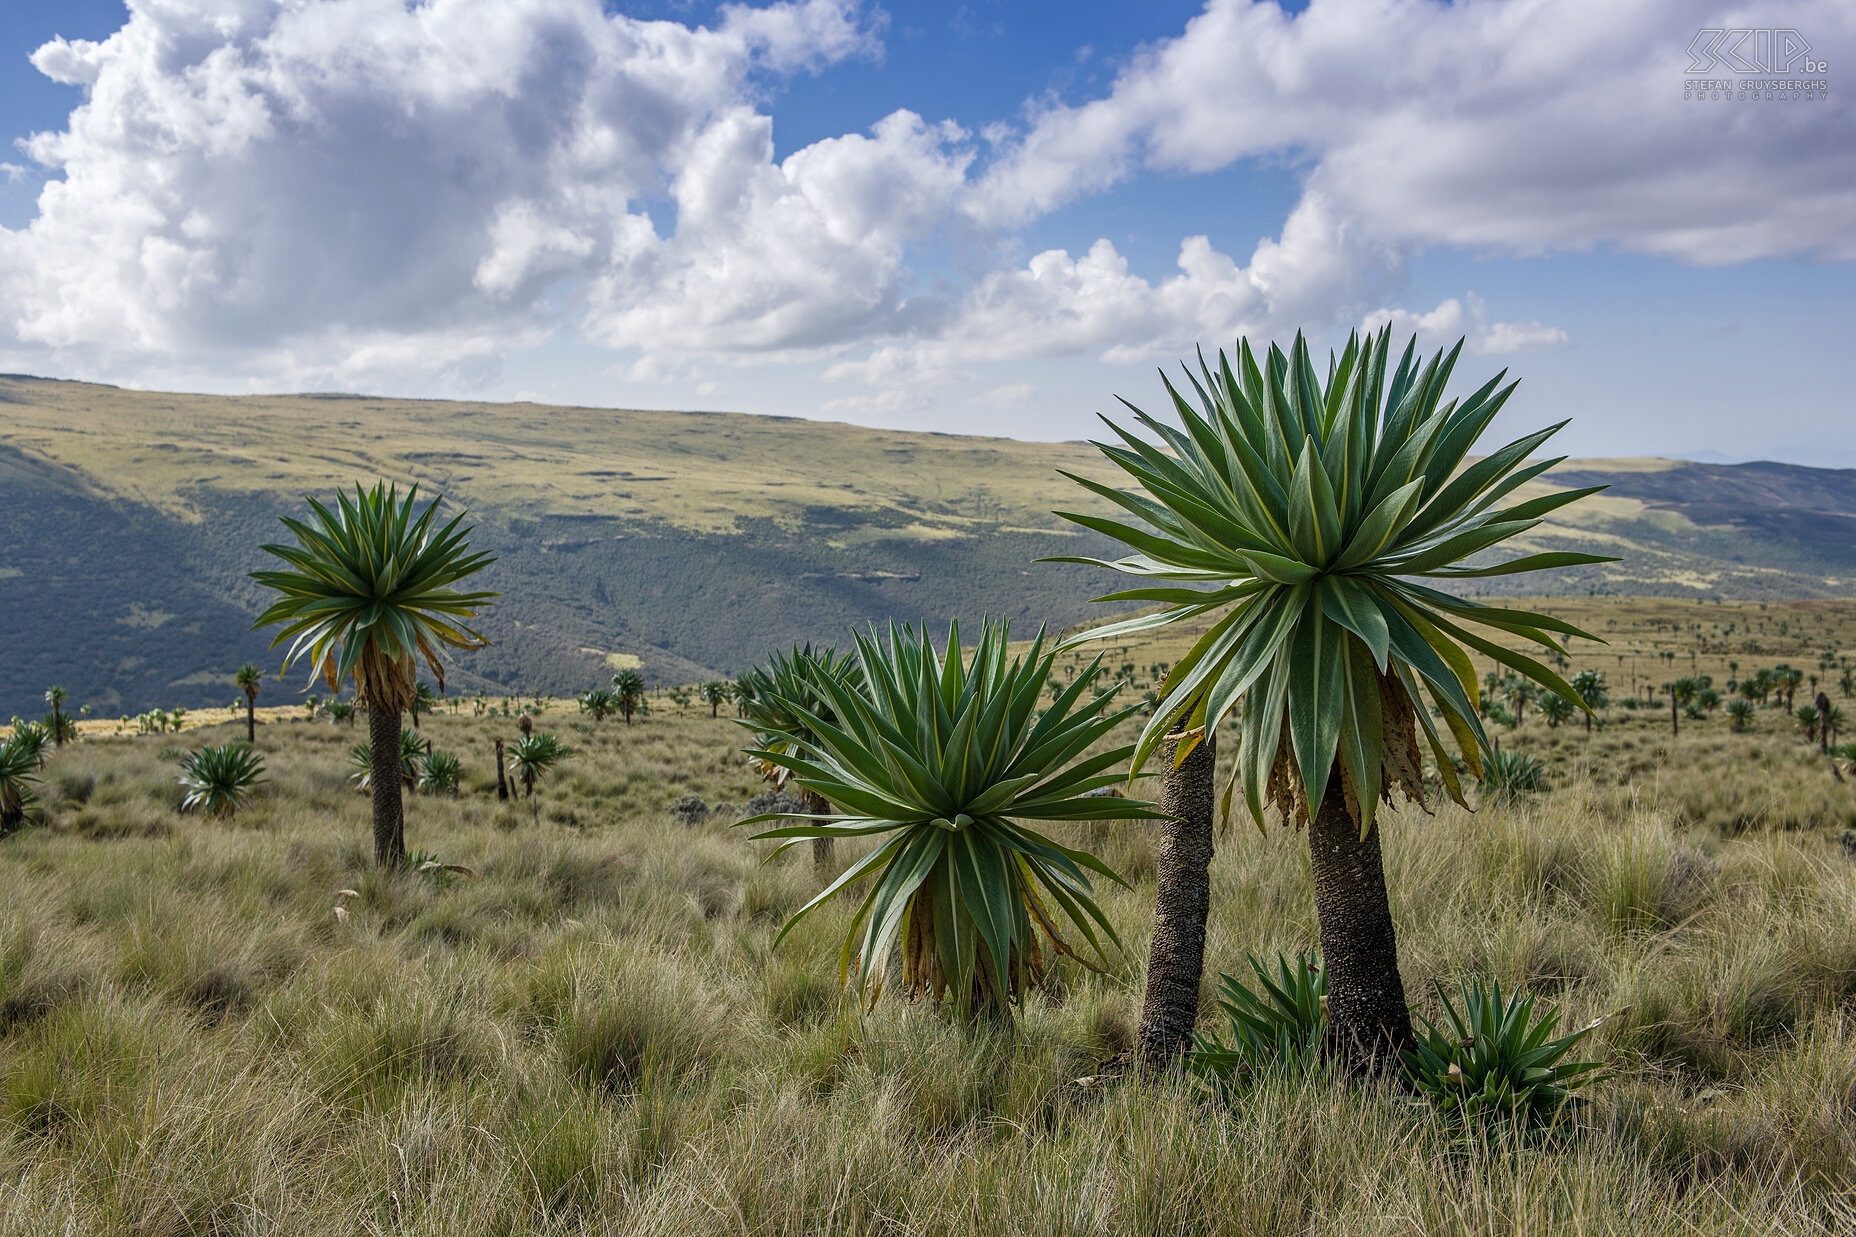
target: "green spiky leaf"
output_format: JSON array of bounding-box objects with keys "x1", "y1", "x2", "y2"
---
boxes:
[
  {"x1": 250, "y1": 482, "x2": 498, "y2": 709},
  {"x1": 737, "y1": 620, "x2": 1160, "y2": 1022},
  {"x1": 1058, "y1": 329, "x2": 1613, "y2": 833}
]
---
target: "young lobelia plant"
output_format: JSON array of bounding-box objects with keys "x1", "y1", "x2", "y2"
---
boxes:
[
  {"x1": 177, "y1": 743, "x2": 269, "y2": 818},
  {"x1": 1186, "y1": 950, "x2": 1329, "y2": 1096},
  {"x1": 417, "y1": 750, "x2": 462, "y2": 795},
  {"x1": 1479, "y1": 748, "x2": 1547, "y2": 804},
  {"x1": 578, "y1": 687, "x2": 619, "y2": 723},
  {"x1": 506, "y1": 732, "x2": 573, "y2": 825},
  {"x1": 1537, "y1": 692, "x2": 1575, "y2": 728},
  {"x1": 9, "y1": 721, "x2": 50, "y2": 772},
  {"x1": 611, "y1": 669, "x2": 647, "y2": 724},
  {"x1": 738, "y1": 644, "x2": 867, "y2": 870},
  {"x1": 738, "y1": 645, "x2": 866, "y2": 794},
  {"x1": 0, "y1": 733, "x2": 40, "y2": 834},
  {"x1": 740, "y1": 620, "x2": 1160, "y2": 1023},
  {"x1": 1054, "y1": 327, "x2": 1614, "y2": 1069},
  {"x1": 1402, "y1": 979, "x2": 1608, "y2": 1131}
]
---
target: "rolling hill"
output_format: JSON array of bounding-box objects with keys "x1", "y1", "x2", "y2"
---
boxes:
[{"x1": 3, "y1": 375, "x2": 1853, "y2": 718}]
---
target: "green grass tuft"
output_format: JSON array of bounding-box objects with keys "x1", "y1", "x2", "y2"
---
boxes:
[{"x1": 3, "y1": 704, "x2": 1856, "y2": 1231}]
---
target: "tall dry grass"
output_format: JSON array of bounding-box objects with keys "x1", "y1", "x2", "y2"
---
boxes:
[{"x1": 2, "y1": 700, "x2": 1855, "y2": 1234}]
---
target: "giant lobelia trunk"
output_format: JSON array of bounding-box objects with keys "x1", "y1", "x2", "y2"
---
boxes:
[
  {"x1": 801, "y1": 788, "x2": 834, "y2": 873},
  {"x1": 1307, "y1": 772, "x2": 1412, "y2": 1073},
  {"x1": 368, "y1": 704, "x2": 406, "y2": 868},
  {"x1": 245, "y1": 696, "x2": 256, "y2": 745},
  {"x1": 1137, "y1": 727, "x2": 1215, "y2": 1074}
]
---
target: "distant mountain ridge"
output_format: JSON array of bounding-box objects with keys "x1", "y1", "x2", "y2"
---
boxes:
[
  {"x1": 1555, "y1": 460, "x2": 1856, "y2": 517},
  {"x1": 1528, "y1": 460, "x2": 1856, "y2": 592},
  {"x1": 1, "y1": 376, "x2": 1851, "y2": 717}
]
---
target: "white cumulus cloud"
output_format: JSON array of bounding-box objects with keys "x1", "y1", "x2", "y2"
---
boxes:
[
  {"x1": 0, "y1": 0, "x2": 1846, "y2": 413},
  {"x1": 969, "y1": 0, "x2": 1856, "y2": 264},
  {"x1": 817, "y1": 192, "x2": 1403, "y2": 404},
  {"x1": 585, "y1": 108, "x2": 972, "y2": 356},
  {"x1": 0, "y1": 0, "x2": 887, "y2": 387},
  {"x1": 822, "y1": 0, "x2": 1852, "y2": 411},
  {"x1": 974, "y1": 382, "x2": 1034, "y2": 409},
  {"x1": 1362, "y1": 294, "x2": 1569, "y2": 357}
]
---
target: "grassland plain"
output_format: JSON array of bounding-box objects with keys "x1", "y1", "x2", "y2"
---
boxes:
[
  {"x1": 6, "y1": 374, "x2": 1856, "y2": 717},
  {"x1": 5, "y1": 649, "x2": 1856, "y2": 1235},
  {"x1": 1080, "y1": 597, "x2": 1856, "y2": 716}
]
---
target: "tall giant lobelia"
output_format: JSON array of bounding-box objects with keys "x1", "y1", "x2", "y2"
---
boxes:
[
  {"x1": 1054, "y1": 328, "x2": 1613, "y2": 1071},
  {"x1": 253, "y1": 483, "x2": 497, "y2": 868}
]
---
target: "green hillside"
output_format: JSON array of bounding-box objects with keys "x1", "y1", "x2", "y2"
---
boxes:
[{"x1": 3, "y1": 375, "x2": 1853, "y2": 717}]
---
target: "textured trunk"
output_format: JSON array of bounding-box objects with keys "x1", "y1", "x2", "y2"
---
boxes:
[
  {"x1": 368, "y1": 704, "x2": 406, "y2": 868},
  {"x1": 972, "y1": 944, "x2": 1014, "y2": 1029},
  {"x1": 52, "y1": 706, "x2": 64, "y2": 748},
  {"x1": 494, "y1": 738, "x2": 509, "y2": 801},
  {"x1": 1137, "y1": 728, "x2": 1215, "y2": 1075},
  {"x1": 1818, "y1": 692, "x2": 1833, "y2": 755},
  {"x1": 1669, "y1": 686, "x2": 1679, "y2": 737},
  {"x1": 1308, "y1": 772, "x2": 1412, "y2": 1074},
  {"x1": 801, "y1": 788, "x2": 834, "y2": 873},
  {"x1": 245, "y1": 697, "x2": 256, "y2": 745}
]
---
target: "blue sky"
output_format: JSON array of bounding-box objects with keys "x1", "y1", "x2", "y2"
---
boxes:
[{"x1": 0, "y1": 0, "x2": 1850, "y2": 463}]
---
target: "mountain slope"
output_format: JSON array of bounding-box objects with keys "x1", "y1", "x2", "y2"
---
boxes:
[
  {"x1": 0, "y1": 377, "x2": 1127, "y2": 717},
  {"x1": 2, "y1": 376, "x2": 1851, "y2": 717}
]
